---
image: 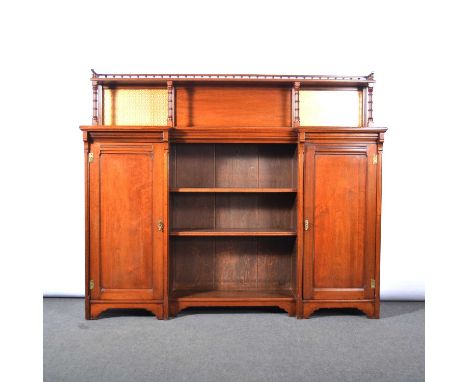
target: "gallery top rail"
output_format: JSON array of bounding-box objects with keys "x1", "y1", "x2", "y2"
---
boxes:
[{"x1": 90, "y1": 69, "x2": 375, "y2": 86}]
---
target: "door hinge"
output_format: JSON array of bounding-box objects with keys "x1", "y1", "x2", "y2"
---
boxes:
[
  {"x1": 88, "y1": 152, "x2": 94, "y2": 163},
  {"x1": 304, "y1": 219, "x2": 309, "y2": 231},
  {"x1": 89, "y1": 280, "x2": 94, "y2": 290},
  {"x1": 372, "y1": 154, "x2": 378, "y2": 165},
  {"x1": 157, "y1": 220, "x2": 164, "y2": 232},
  {"x1": 371, "y1": 278, "x2": 376, "y2": 289}
]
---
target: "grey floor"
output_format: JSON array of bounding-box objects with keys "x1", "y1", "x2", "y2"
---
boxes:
[{"x1": 44, "y1": 299, "x2": 424, "y2": 382}]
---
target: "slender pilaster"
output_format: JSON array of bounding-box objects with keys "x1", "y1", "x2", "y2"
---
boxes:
[
  {"x1": 91, "y1": 69, "x2": 99, "y2": 125},
  {"x1": 293, "y1": 82, "x2": 301, "y2": 127},
  {"x1": 167, "y1": 81, "x2": 174, "y2": 127},
  {"x1": 367, "y1": 72, "x2": 375, "y2": 127}
]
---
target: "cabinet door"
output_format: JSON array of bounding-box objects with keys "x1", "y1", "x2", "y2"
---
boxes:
[
  {"x1": 303, "y1": 144, "x2": 377, "y2": 300},
  {"x1": 89, "y1": 143, "x2": 165, "y2": 301}
]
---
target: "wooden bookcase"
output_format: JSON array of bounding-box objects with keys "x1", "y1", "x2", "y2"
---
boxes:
[{"x1": 80, "y1": 72, "x2": 387, "y2": 320}]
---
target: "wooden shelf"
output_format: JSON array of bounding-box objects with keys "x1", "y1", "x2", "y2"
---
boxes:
[
  {"x1": 171, "y1": 289, "x2": 294, "y2": 301},
  {"x1": 170, "y1": 187, "x2": 297, "y2": 193},
  {"x1": 170, "y1": 229, "x2": 297, "y2": 237}
]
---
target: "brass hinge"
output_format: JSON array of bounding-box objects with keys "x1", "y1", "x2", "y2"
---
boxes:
[
  {"x1": 371, "y1": 278, "x2": 376, "y2": 289},
  {"x1": 304, "y1": 219, "x2": 309, "y2": 231},
  {"x1": 372, "y1": 154, "x2": 378, "y2": 165},
  {"x1": 88, "y1": 152, "x2": 94, "y2": 163},
  {"x1": 89, "y1": 280, "x2": 94, "y2": 290},
  {"x1": 157, "y1": 219, "x2": 164, "y2": 232}
]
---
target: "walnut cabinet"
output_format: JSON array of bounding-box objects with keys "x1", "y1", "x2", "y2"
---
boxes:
[{"x1": 80, "y1": 72, "x2": 386, "y2": 319}]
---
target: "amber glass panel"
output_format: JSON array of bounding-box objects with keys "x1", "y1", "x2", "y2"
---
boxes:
[
  {"x1": 300, "y1": 90, "x2": 362, "y2": 127},
  {"x1": 103, "y1": 88, "x2": 168, "y2": 125}
]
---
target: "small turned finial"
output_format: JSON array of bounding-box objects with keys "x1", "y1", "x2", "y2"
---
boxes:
[
  {"x1": 91, "y1": 69, "x2": 98, "y2": 78},
  {"x1": 367, "y1": 72, "x2": 375, "y2": 81}
]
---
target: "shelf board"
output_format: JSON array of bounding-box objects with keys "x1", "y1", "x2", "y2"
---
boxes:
[
  {"x1": 170, "y1": 187, "x2": 297, "y2": 193},
  {"x1": 171, "y1": 289, "x2": 294, "y2": 301},
  {"x1": 169, "y1": 229, "x2": 297, "y2": 237}
]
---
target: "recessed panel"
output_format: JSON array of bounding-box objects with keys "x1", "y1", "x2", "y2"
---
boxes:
[
  {"x1": 300, "y1": 90, "x2": 362, "y2": 126},
  {"x1": 176, "y1": 85, "x2": 291, "y2": 127},
  {"x1": 313, "y1": 154, "x2": 366, "y2": 288},
  {"x1": 100, "y1": 152, "x2": 153, "y2": 289},
  {"x1": 103, "y1": 88, "x2": 168, "y2": 125}
]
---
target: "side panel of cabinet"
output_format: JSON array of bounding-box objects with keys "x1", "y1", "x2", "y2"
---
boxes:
[
  {"x1": 303, "y1": 143, "x2": 377, "y2": 300},
  {"x1": 89, "y1": 143, "x2": 165, "y2": 301}
]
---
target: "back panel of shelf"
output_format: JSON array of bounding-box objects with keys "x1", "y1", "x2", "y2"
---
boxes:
[
  {"x1": 170, "y1": 143, "x2": 297, "y2": 189},
  {"x1": 170, "y1": 193, "x2": 297, "y2": 232},
  {"x1": 170, "y1": 236, "x2": 296, "y2": 293}
]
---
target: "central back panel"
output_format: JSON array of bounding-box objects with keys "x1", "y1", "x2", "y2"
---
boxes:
[{"x1": 175, "y1": 84, "x2": 292, "y2": 127}]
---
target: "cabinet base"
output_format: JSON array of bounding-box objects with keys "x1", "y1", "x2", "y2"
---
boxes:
[
  {"x1": 88, "y1": 302, "x2": 165, "y2": 320},
  {"x1": 302, "y1": 300, "x2": 379, "y2": 319},
  {"x1": 170, "y1": 300, "x2": 296, "y2": 317}
]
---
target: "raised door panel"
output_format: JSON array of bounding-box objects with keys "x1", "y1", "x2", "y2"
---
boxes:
[
  {"x1": 89, "y1": 143, "x2": 165, "y2": 301},
  {"x1": 303, "y1": 144, "x2": 377, "y2": 300}
]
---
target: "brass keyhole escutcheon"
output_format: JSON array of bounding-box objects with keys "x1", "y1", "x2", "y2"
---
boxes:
[{"x1": 157, "y1": 220, "x2": 164, "y2": 232}]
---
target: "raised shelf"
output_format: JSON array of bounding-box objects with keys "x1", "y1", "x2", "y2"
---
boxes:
[
  {"x1": 169, "y1": 229, "x2": 297, "y2": 237},
  {"x1": 171, "y1": 289, "x2": 294, "y2": 301},
  {"x1": 170, "y1": 187, "x2": 297, "y2": 193}
]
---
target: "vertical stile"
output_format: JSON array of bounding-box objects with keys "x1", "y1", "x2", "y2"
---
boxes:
[
  {"x1": 167, "y1": 81, "x2": 174, "y2": 127},
  {"x1": 367, "y1": 72, "x2": 374, "y2": 127},
  {"x1": 293, "y1": 82, "x2": 301, "y2": 128}
]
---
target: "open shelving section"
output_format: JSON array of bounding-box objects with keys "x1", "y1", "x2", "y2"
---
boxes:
[{"x1": 169, "y1": 142, "x2": 298, "y2": 313}]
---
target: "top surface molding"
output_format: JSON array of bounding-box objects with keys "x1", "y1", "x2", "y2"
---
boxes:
[{"x1": 91, "y1": 70, "x2": 375, "y2": 85}]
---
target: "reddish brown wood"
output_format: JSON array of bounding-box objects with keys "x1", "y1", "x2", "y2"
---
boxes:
[
  {"x1": 367, "y1": 83, "x2": 374, "y2": 127},
  {"x1": 92, "y1": 80, "x2": 98, "y2": 125},
  {"x1": 80, "y1": 73, "x2": 385, "y2": 320},
  {"x1": 170, "y1": 237, "x2": 295, "y2": 294},
  {"x1": 301, "y1": 127, "x2": 386, "y2": 319},
  {"x1": 302, "y1": 300, "x2": 377, "y2": 319},
  {"x1": 82, "y1": 131, "x2": 169, "y2": 319},
  {"x1": 170, "y1": 193, "x2": 296, "y2": 231},
  {"x1": 83, "y1": 135, "x2": 91, "y2": 319},
  {"x1": 293, "y1": 82, "x2": 300, "y2": 127},
  {"x1": 295, "y1": 132, "x2": 305, "y2": 318},
  {"x1": 170, "y1": 290, "x2": 296, "y2": 317},
  {"x1": 170, "y1": 143, "x2": 297, "y2": 188},
  {"x1": 170, "y1": 127, "x2": 297, "y2": 143},
  {"x1": 162, "y1": 141, "x2": 170, "y2": 319},
  {"x1": 167, "y1": 81, "x2": 174, "y2": 127},
  {"x1": 169, "y1": 229, "x2": 296, "y2": 237},
  {"x1": 90, "y1": 302, "x2": 164, "y2": 320},
  {"x1": 304, "y1": 144, "x2": 374, "y2": 300},
  {"x1": 170, "y1": 188, "x2": 297, "y2": 193},
  {"x1": 175, "y1": 85, "x2": 292, "y2": 127}
]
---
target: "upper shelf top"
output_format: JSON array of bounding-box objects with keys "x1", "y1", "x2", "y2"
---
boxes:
[{"x1": 91, "y1": 70, "x2": 375, "y2": 86}]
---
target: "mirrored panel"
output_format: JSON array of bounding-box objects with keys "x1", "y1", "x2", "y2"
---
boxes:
[
  {"x1": 103, "y1": 88, "x2": 168, "y2": 125},
  {"x1": 299, "y1": 90, "x2": 362, "y2": 127}
]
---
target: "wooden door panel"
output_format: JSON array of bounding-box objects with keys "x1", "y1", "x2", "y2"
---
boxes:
[
  {"x1": 303, "y1": 144, "x2": 376, "y2": 300},
  {"x1": 100, "y1": 150, "x2": 153, "y2": 290},
  {"x1": 89, "y1": 143, "x2": 165, "y2": 301},
  {"x1": 313, "y1": 153, "x2": 366, "y2": 288}
]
